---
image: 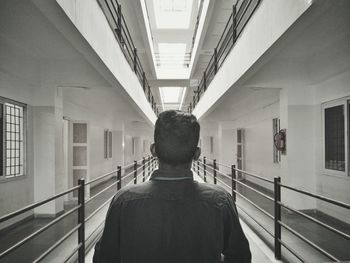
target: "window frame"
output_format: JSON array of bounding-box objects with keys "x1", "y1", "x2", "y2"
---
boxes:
[
  {"x1": 272, "y1": 117, "x2": 281, "y2": 164},
  {"x1": 321, "y1": 97, "x2": 349, "y2": 177},
  {"x1": 104, "y1": 129, "x2": 113, "y2": 160},
  {"x1": 0, "y1": 96, "x2": 27, "y2": 182}
]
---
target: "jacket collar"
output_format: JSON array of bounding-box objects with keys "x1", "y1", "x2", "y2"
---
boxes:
[{"x1": 150, "y1": 169, "x2": 193, "y2": 181}]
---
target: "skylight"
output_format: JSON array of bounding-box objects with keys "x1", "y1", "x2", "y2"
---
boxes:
[
  {"x1": 159, "y1": 87, "x2": 187, "y2": 111},
  {"x1": 157, "y1": 43, "x2": 187, "y2": 68},
  {"x1": 153, "y1": 0, "x2": 192, "y2": 29}
]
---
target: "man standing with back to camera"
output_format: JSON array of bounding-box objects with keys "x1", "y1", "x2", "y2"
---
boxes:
[{"x1": 93, "y1": 110, "x2": 251, "y2": 263}]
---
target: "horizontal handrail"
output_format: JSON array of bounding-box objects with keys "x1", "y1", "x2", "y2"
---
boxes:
[
  {"x1": 198, "y1": 158, "x2": 274, "y2": 183},
  {"x1": 196, "y1": 156, "x2": 350, "y2": 262},
  {"x1": 278, "y1": 201, "x2": 350, "y2": 240},
  {"x1": 85, "y1": 179, "x2": 121, "y2": 204},
  {"x1": 279, "y1": 220, "x2": 339, "y2": 261},
  {"x1": 0, "y1": 185, "x2": 80, "y2": 223},
  {"x1": 190, "y1": 0, "x2": 262, "y2": 111},
  {"x1": 233, "y1": 178, "x2": 274, "y2": 201},
  {"x1": 0, "y1": 205, "x2": 80, "y2": 259},
  {"x1": 0, "y1": 154, "x2": 156, "y2": 263},
  {"x1": 85, "y1": 169, "x2": 119, "y2": 186},
  {"x1": 236, "y1": 204, "x2": 274, "y2": 238},
  {"x1": 215, "y1": 176, "x2": 231, "y2": 189},
  {"x1": 63, "y1": 243, "x2": 82, "y2": 263},
  {"x1": 122, "y1": 170, "x2": 136, "y2": 180},
  {"x1": 232, "y1": 189, "x2": 274, "y2": 219},
  {"x1": 102, "y1": 0, "x2": 157, "y2": 115},
  {"x1": 278, "y1": 238, "x2": 306, "y2": 263},
  {"x1": 33, "y1": 224, "x2": 81, "y2": 263},
  {"x1": 196, "y1": 161, "x2": 274, "y2": 201},
  {"x1": 85, "y1": 195, "x2": 115, "y2": 223},
  {"x1": 234, "y1": 167, "x2": 274, "y2": 183},
  {"x1": 278, "y1": 183, "x2": 350, "y2": 210}
]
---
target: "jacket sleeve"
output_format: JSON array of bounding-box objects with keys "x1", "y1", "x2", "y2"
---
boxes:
[
  {"x1": 93, "y1": 196, "x2": 122, "y2": 263},
  {"x1": 222, "y1": 193, "x2": 251, "y2": 263}
]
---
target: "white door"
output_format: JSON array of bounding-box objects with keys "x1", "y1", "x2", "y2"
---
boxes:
[
  {"x1": 236, "y1": 129, "x2": 244, "y2": 179},
  {"x1": 70, "y1": 121, "x2": 89, "y2": 199}
]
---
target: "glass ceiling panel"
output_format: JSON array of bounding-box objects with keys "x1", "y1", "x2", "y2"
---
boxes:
[
  {"x1": 153, "y1": 0, "x2": 192, "y2": 29},
  {"x1": 158, "y1": 43, "x2": 187, "y2": 68},
  {"x1": 159, "y1": 87, "x2": 187, "y2": 111}
]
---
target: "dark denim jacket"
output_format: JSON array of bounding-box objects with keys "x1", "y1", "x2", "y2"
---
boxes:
[{"x1": 93, "y1": 169, "x2": 251, "y2": 263}]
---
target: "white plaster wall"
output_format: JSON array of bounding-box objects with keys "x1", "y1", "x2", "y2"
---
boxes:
[
  {"x1": 123, "y1": 122, "x2": 153, "y2": 167},
  {"x1": 62, "y1": 88, "x2": 143, "y2": 182},
  {"x1": 199, "y1": 121, "x2": 219, "y2": 161},
  {"x1": 313, "y1": 70, "x2": 350, "y2": 223},
  {"x1": 216, "y1": 88, "x2": 281, "y2": 190},
  {"x1": 0, "y1": 104, "x2": 34, "y2": 230},
  {"x1": 56, "y1": 0, "x2": 157, "y2": 124},
  {"x1": 193, "y1": 0, "x2": 311, "y2": 119}
]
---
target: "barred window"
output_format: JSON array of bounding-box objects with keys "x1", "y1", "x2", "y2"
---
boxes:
[
  {"x1": 0, "y1": 97, "x2": 26, "y2": 178},
  {"x1": 323, "y1": 98, "x2": 349, "y2": 175}
]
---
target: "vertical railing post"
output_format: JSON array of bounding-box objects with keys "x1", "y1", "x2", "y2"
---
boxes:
[
  {"x1": 133, "y1": 160, "x2": 137, "y2": 184},
  {"x1": 78, "y1": 178, "x2": 85, "y2": 263},
  {"x1": 213, "y1": 159, "x2": 217, "y2": 184},
  {"x1": 142, "y1": 157, "x2": 146, "y2": 182},
  {"x1": 142, "y1": 72, "x2": 146, "y2": 91},
  {"x1": 274, "y1": 176, "x2": 281, "y2": 260},
  {"x1": 203, "y1": 71, "x2": 207, "y2": 91},
  {"x1": 133, "y1": 48, "x2": 137, "y2": 72},
  {"x1": 231, "y1": 165, "x2": 236, "y2": 202},
  {"x1": 148, "y1": 156, "x2": 151, "y2": 178},
  {"x1": 214, "y1": 47, "x2": 218, "y2": 74},
  {"x1": 232, "y1": 4, "x2": 237, "y2": 45},
  {"x1": 117, "y1": 4, "x2": 122, "y2": 40},
  {"x1": 203, "y1": 157, "x2": 207, "y2": 182},
  {"x1": 117, "y1": 166, "x2": 121, "y2": 190}
]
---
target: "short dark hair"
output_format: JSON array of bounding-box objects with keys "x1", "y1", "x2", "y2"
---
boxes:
[{"x1": 154, "y1": 110, "x2": 200, "y2": 165}]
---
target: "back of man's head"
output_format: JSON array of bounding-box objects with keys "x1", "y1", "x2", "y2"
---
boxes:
[{"x1": 154, "y1": 110, "x2": 200, "y2": 165}]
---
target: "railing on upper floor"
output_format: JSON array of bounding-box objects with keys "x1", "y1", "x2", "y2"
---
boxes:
[
  {"x1": 99, "y1": 0, "x2": 159, "y2": 116},
  {"x1": 0, "y1": 156, "x2": 158, "y2": 263},
  {"x1": 193, "y1": 157, "x2": 350, "y2": 262},
  {"x1": 188, "y1": 0, "x2": 262, "y2": 113}
]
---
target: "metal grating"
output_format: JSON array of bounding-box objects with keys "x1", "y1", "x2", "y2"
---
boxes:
[
  {"x1": 325, "y1": 105, "x2": 345, "y2": 171},
  {"x1": 4, "y1": 103, "x2": 24, "y2": 177}
]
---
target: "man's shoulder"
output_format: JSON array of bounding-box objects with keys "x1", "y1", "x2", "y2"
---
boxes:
[
  {"x1": 110, "y1": 181, "x2": 153, "y2": 204},
  {"x1": 193, "y1": 182, "x2": 232, "y2": 205}
]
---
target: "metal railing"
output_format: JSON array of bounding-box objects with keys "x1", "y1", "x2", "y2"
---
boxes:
[
  {"x1": 99, "y1": 0, "x2": 158, "y2": 116},
  {"x1": 193, "y1": 157, "x2": 350, "y2": 262},
  {"x1": 189, "y1": 0, "x2": 262, "y2": 112},
  {"x1": 0, "y1": 156, "x2": 158, "y2": 263}
]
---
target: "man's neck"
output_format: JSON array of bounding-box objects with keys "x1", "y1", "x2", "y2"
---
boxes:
[{"x1": 158, "y1": 161, "x2": 192, "y2": 172}]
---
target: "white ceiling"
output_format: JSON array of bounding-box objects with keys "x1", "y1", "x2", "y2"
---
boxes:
[
  {"x1": 202, "y1": 0, "x2": 350, "y2": 122},
  {"x1": 119, "y1": 0, "x2": 236, "y2": 110},
  {"x1": 0, "y1": 0, "x2": 153, "y2": 124}
]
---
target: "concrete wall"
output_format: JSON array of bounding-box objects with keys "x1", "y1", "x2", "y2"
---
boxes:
[
  {"x1": 213, "y1": 88, "x2": 280, "y2": 190},
  {"x1": 0, "y1": 0, "x2": 155, "y2": 224},
  {"x1": 313, "y1": 70, "x2": 350, "y2": 224},
  {"x1": 193, "y1": 0, "x2": 311, "y2": 119},
  {"x1": 56, "y1": 0, "x2": 157, "y2": 124}
]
